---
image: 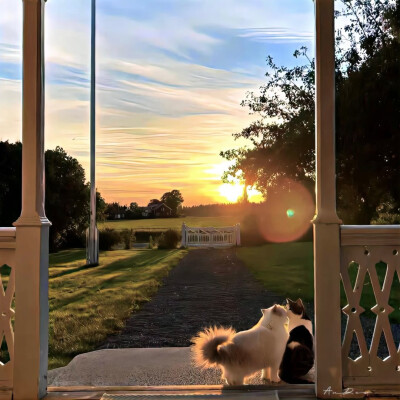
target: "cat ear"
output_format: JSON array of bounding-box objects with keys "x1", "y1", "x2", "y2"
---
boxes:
[
  {"x1": 272, "y1": 304, "x2": 280, "y2": 314},
  {"x1": 296, "y1": 298, "x2": 304, "y2": 306},
  {"x1": 261, "y1": 309, "x2": 265, "y2": 315}
]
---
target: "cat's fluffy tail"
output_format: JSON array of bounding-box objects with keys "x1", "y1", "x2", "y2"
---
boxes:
[{"x1": 191, "y1": 326, "x2": 236, "y2": 369}]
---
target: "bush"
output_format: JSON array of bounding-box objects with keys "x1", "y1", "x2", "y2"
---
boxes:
[
  {"x1": 135, "y1": 231, "x2": 164, "y2": 243},
  {"x1": 158, "y1": 229, "x2": 181, "y2": 249},
  {"x1": 99, "y1": 228, "x2": 121, "y2": 251},
  {"x1": 240, "y1": 214, "x2": 267, "y2": 246},
  {"x1": 121, "y1": 229, "x2": 135, "y2": 249}
]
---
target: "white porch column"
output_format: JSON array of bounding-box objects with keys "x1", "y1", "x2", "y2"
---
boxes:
[
  {"x1": 313, "y1": 0, "x2": 342, "y2": 397},
  {"x1": 13, "y1": 1, "x2": 49, "y2": 399}
]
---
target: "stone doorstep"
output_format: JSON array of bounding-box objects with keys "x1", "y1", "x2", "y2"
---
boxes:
[{"x1": 48, "y1": 347, "x2": 315, "y2": 387}]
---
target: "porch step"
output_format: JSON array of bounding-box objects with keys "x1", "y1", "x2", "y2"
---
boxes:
[{"x1": 48, "y1": 347, "x2": 315, "y2": 387}]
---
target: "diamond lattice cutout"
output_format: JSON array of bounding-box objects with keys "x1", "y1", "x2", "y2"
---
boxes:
[
  {"x1": 359, "y1": 270, "x2": 376, "y2": 351},
  {"x1": 375, "y1": 261, "x2": 388, "y2": 290},
  {"x1": 348, "y1": 331, "x2": 362, "y2": 361},
  {"x1": 348, "y1": 261, "x2": 360, "y2": 291},
  {"x1": 377, "y1": 331, "x2": 390, "y2": 361},
  {"x1": 389, "y1": 269, "x2": 400, "y2": 350},
  {"x1": 0, "y1": 264, "x2": 11, "y2": 293},
  {"x1": 0, "y1": 336, "x2": 10, "y2": 365}
]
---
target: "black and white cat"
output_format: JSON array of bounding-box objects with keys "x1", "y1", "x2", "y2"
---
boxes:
[{"x1": 278, "y1": 298, "x2": 314, "y2": 384}]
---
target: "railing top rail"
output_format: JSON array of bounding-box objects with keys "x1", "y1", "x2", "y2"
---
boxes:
[
  {"x1": 341, "y1": 224, "x2": 400, "y2": 232},
  {"x1": 341, "y1": 225, "x2": 400, "y2": 246},
  {"x1": 0, "y1": 228, "x2": 16, "y2": 237}
]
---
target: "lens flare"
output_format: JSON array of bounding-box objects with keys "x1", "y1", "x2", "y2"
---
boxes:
[
  {"x1": 286, "y1": 209, "x2": 295, "y2": 218},
  {"x1": 256, "y1": 180, "x2": 315, "y2": 243}
]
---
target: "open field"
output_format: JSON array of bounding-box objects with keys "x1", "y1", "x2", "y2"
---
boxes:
[
  {"x1": 100, "y1": 216, "x2": 240, "y2": 231},
  {"x1": 237, "y1": 242, "x2": 400, "y2": 323},
  {"x1": 48, "y1": 248, "x2": 186, "y2": 369}
]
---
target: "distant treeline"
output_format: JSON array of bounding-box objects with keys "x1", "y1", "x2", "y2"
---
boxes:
[{"x1": 182, "y1": 202, "x2": 266, "y2": 217}]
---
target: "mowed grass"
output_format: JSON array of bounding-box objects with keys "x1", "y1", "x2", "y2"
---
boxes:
[
  {"x1": 100, "y1": 216, "x2": 240, "y2": 231},
  {"x1": 237, "y1": 242, "x2": 314, "y2": 302},
  {"x1": 237, "y1": 242, "x2": 400, "y2": 323},
  {"x1": 48, "y1": 248, "x2": 187, "y2": 369}
]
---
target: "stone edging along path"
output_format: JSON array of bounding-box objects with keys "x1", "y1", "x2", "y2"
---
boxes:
[{"x1": 99, "y1": 247, "x2": 289, "y2": 349}]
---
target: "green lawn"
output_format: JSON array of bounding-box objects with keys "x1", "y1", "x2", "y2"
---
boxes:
[
  {"x1": 100, "y1": 216, "x2": 240, "y2": 231},
  {"x1": 237, "y1": 242, "x2": 400, "y2": 323},
  {"x1": 237, "y1": 242, "x2": 314, "y2": 302},
  {"x1": 48, "y1": 248, "x2": 186, "y2": 369}
]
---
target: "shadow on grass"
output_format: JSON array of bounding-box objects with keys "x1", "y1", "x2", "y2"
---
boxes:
[{"x1": 48, "y1": 247, "x2": 187, "y2": 369}]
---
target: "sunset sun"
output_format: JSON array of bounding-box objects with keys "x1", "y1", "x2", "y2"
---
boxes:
[
  {"x1": 217, "y1": 183, "x2": 263, "y2": 203},
  {"x1": 218, "y1": 183, "x2": 244, "y2": 203}
]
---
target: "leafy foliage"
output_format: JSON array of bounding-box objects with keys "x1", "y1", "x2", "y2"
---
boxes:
[
  {"x1": 0, "y1": 141, "x2": 22, "y2": 227},
  {"x1": 126, "y1": 202, "x2": 142, "y2": 219},
  {"x1": 160, "y1": 190, "x2": 184, "y2": 216},
  {"x1": 99, "y1": 228, "x2": 122, "y2": 251},
  {"x1": 157, "y1": 229, "x2": 181, "y2": 249},
  {"x1": 0, "y1": 142, "x2": 106, "y2": 251},
  {"x1": 221, "y1": 0, "x2": 400, "y2": 224},
  {"x1": 121, "y1": 229, "x2": 135, "y2": 249}
]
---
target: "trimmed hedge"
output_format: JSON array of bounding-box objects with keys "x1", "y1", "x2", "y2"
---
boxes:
[
  {"x1": 158, "y1": 229, "x2": 181, "y2": 249},
  {"x1": 99, "y1": 228, "x2": 122, "y2": 250}
]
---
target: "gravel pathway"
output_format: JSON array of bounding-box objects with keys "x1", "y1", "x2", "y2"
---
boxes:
[
  {"x1": 98, "y1": 246, "x2": 399, "y2": 359},
  {"x1": 99, "y1": 248, "x2": 287, "y2": 349}
]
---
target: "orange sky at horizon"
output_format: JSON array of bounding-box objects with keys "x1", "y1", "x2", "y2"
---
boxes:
[{"x1": 0, "y1": 0, "x2": 313, "y2": 207}]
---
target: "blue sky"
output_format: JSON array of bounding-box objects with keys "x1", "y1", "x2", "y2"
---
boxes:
[{"x1": 0, "y1": 0, "x2": 314, "y2": 205}]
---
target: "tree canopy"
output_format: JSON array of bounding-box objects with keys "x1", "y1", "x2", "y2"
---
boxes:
[
  {"x1": 0, "y1": 142, "x2": 106, "y2": 250},
  {"x1": 161, "y1": 190, "x2": 184, "y2": 216},
  {"x1": 221, "y1": 0, "x2": 400, "y2": 224}
]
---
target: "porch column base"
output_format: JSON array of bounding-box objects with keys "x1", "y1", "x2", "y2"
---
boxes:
[
  {"x1": 313, "y1": 221, "x2": 342, "y2": 398},
  {"x1": 13, "y1": 218, "x2": 50, "y2": 400}
]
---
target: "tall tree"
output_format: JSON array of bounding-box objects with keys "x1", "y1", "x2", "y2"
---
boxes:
[
  {"x1": 0, "y1": 141, "x2": 22, "y2": 227},
  {"x1": 0, "y1": 142, "x2": 105, "y2": 250},
  {"x1": 126, "y1": 202, "x2": 142, "y2": 219},
  {"x1": 221, "y1": 0, "x2": 400, "y2": 224},
  {"x1": 161, "y1": 190, "x2": 184, "y2": 216}
]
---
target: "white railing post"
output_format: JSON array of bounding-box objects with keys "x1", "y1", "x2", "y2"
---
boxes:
[
  {"x1": 313, "y1": 0, "x2": 343, "y2": 397},
  {"x1": 181, "y1": 223, "x2": 186, "y2": 247},
  {"x1": 236, "y1": 223, "x2": 241, "y2": 246},
  {"x1": 13, "y1": 1, "x2": 50, "y2": 399}
]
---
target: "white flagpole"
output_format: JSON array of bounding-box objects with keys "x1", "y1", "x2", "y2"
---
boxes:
[{"x1": 87, "y1": 0, "x2": 99, "y2": 265}]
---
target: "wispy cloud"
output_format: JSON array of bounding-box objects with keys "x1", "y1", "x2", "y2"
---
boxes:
[
  {"x1": 0, "y1": 0, "x2": 314, "y2": 205},
  {"x1": 237, "y1": 27, "x2": 313, "y2": 43}
]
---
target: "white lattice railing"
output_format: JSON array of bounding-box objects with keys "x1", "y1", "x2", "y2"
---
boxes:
[
  {"x1": 181, "y1": 223, "x2": 240, "y2": 247},
  {"x1": 340, "y1": 225, "x2": 400, "y2": 387},
  {"x1": 0, "y1": 228, "x2": 16, "y2": 389}
]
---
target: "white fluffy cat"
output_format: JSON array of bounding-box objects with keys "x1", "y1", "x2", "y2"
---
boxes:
[{"x1": 191, "y1": 304, "x2": 289, "y2": 385}]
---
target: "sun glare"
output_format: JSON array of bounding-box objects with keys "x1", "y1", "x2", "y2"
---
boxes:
[
  {"x1": 218, "y1": 183, "x2": 244, "y2": 203},
  {"x1": 218, "y1": 183, "x2": 263, "y2": 203}
]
